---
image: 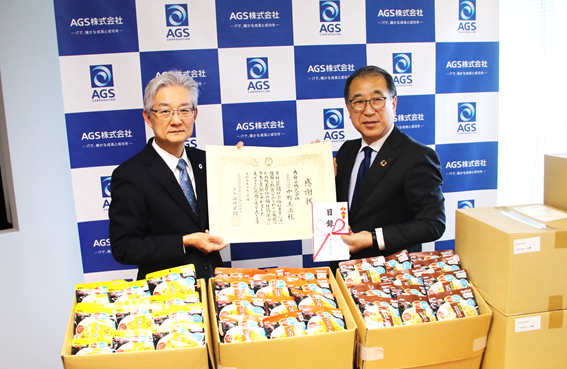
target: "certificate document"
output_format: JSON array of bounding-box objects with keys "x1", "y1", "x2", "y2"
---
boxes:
[{"x1": 206, "y1": 142, "x2": 336, "y2": 243}]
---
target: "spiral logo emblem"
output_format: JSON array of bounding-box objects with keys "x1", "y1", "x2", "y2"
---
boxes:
[
  {"x1": 459, "y1": 1, "x2": 476, "y2": 21},
  {"x1": 458, "y1": 103, "x2": 476, "y2": 122},
  {"x1": 320, "y1": 1, "x2": 340, "y2": 22},
  {"x1": 91, "y1": 66, "x2": 113, "y2": 87},
  {"x1": 101, "y1": 176, "x2": 112, "y2": 198},
  {"x1": 324, "y1": 109, "x2": 343, "y2": 129},
  {"x1": 248, "y1": 58, "x2": 268, "y2": 79},
  {"x1": 167, "y1": 5, "x2": 188, "y2": 26},
  {"x1": 458, "y1": 200, "x2": 475, "y2": 209},
  {"x1": 393, "y1": 54, "x2": 411, "y2": 74}
]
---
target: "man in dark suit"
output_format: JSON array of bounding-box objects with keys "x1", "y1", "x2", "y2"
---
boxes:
[
  {"x1": 109, "y1": 71, "x2": 228, "y2": 281},
  {"x1": 331, "y1": 66, "x2": 446, "y2": 270}
]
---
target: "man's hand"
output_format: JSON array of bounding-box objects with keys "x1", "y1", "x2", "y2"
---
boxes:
[
  {"x1": 341, "y1": 229, "x2": 372, "y2": 254},
  {"x1": 183, "y1": 231, "x2": 228, "y2": 254},
  {"x1": 236, "y1": 141, "x2": 244, "y2": 149}
]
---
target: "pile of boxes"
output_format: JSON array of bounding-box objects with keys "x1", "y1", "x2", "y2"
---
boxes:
[
  {"x1": 60, "y1": 154, "x2": 567, "y2": 369},
  {"x1": 455, "y1": 153, "x2": 567, "y2": 368}
]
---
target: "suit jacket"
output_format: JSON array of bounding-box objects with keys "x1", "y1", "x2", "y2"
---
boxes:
[
  {"x1": 109, "y1": 139, "x2": 222, "y2": 280},
  {"x1": 335, "y1": 126, "x2": 446, "y2": 261}
]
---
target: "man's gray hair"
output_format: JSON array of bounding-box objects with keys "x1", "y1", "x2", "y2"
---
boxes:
[{"x1": 143, "y1": 71, "x2": 199, "y2": 112}]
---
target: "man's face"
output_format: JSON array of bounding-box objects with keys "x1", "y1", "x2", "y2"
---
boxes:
[
  {"x1": 345, "y1": 75, "x2": 397, "y2": 144},
  {"x1": 143, "y1": 84, "x2": 198, "y2": 156}
]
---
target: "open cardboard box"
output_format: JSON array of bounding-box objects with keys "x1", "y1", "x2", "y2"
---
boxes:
[
  {"x1": 208, "y1": 267, "x2": 357, "y2": 369},
  {"x1": 336, "y1": 272, "x2": 492, "y2": 369},
  {"x1": 481, "y1": 303, "x2": 566, "y2": 368},
  {"x1": 456, "y1": 204, "x2": 567, "y2": 315},
  {"x1": 61, "y1": 279, "x2": 213, "y2": 369}
]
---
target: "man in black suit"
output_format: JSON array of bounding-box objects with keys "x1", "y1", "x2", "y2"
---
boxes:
[
  {"x1": 331, "y1": 66, "x2": 446, "y2": 270},
  {"x1": 109, "y1": 71, "x2": 228, "y2": 281}
]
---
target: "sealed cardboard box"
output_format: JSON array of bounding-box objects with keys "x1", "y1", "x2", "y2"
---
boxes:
[
  {"x1": 456, "y1": 204, "x2": 567, "y2": 315},
  {"x1": 61, "y1": 279, "x2": 213, "y2": 369},
  {"x1": 208, "y1": 268, "x2": 357, "y2": 369},
  {"x1": 481, "y1": 303, "x2": 566, "y2": 368},
  {"x1": 544, "y1": 153, "x2": 567, "y2": 213},
  {"x1": 336, "y1": 273, "x2": 492, "y2": 369}
]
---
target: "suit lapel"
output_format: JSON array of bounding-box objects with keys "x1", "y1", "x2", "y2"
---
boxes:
[
  {"x1": 142, "y1": 143, "x2": 200, "y2": 223},
  {"x1": 349, "y1": 127, "x2": 403, "y2": 217},
  {"x1": 337, "y1": 139, "x2": 360, "y2": 202}
]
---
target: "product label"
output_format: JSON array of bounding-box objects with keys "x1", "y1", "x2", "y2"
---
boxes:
[
  {"x1": 513, "y1": 237, "x2": 541, "y2": 254},
  {"x1": 515, "y1": 316, "x2": 541, "y2": 333}
]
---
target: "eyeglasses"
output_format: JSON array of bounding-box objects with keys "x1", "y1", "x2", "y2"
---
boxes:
[
  {"x1": 348, "y1": 97, "x2": 387, "y2": 112},
  {"x1": 150, "y1": 108, "x2": 196, "y2": 119}
]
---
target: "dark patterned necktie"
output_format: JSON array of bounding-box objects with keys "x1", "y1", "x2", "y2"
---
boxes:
[
  {"x1": 177, "y1": 159, "x2": 198, "y2": 216},
  {"x1": 352, "y1": 146, "x2": 373, "y2": 204}
]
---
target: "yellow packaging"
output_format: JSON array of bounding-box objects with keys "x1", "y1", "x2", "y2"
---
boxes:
[
  {"x1": 456, "y1": 204, "x2": 567, "y2": 314},
  {"x1": 61, "y1": 279, "x2": 213, "y2": 369},
  {"x1": 544, "y1": 153, "x2": 567, "y2": 213},
  {"x1": 336, "y1": 272, "x2": 492, "y2": 369},
  {"x1": 209, "y1": 267, "x2": 357, "y2": 369},
  {"x1": 481, "y1": 304, "x2": 566, "y2": 368},
  {"x1": 147, "y1": 264, "x2": 197, "y2": 295}
]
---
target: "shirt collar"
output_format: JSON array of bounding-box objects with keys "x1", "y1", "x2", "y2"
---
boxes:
[
  {"x1": 360, "y1": 123, "x2": 395, "y2": 153},
  {"x1": 152, "y1": 139, "x2": 190, "y2": 173}
]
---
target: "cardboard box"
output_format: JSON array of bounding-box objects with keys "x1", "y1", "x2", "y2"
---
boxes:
[
  {"x1": 481, "y1": 304, "x2": 566, "y2": 368},
  {"x1": 208, "y1": 268, "x2": 357, "y2": 369},
  {"x1": 544, "y1": 153, "x2": 567, "y2": 213},
  {"x1": 336, "y1": 273, "x2": 492, "y2": 369},
  {"x1": 455, "y1": 204, "x2": 567, "y2": 315},
  {"x1": 61, "y1": 279, "x2": 213, "y2": 369}
]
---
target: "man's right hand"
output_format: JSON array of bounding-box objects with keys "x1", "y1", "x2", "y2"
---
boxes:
[{"x1": 183, "y1": 231, "x2": 228, "y2": 254}]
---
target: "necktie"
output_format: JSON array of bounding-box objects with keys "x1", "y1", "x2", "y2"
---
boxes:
[
  {"x1": 352, "y1": 146, "x2": 373, "y2": 204},
  {"x1": 177, "y1": 159, "x2": 198, "y2": 217}
]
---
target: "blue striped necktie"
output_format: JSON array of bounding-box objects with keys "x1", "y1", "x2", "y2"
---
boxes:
[{"x1": 177, "y1": 159, "x2": 198, "y2": 216}]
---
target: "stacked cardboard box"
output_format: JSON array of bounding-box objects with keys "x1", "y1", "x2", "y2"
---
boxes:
[
  {"x1": 544, "y1": 153, "x2": 567, "y2": 213},
  {"x1": 207, "y1": 268, "x2": 357, "y2": 369},
  {"x1": 60, "y1": 279, "x2": 213, "y2": 369},
  {"x1": 336, "y1": 273, "x2": 492, "y2": 369},
  {"x1": 455, "y1": 205, "x2": 567, "y2": 368}
]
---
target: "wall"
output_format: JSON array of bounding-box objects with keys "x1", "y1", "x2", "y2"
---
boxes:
[{"x1": 0, "y1": 1, "x2": 84, "y2": 368}]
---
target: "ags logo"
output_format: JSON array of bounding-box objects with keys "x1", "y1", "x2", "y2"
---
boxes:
[
  {"x1": 458, "y1": 200, "x2": 475, "y2": 209},
  {"x1": 458, "y1": 0, "x2": 476, "y2": 32},
  {"x1": 90, "y1": 65, "x2": 115, "y2": 101},
  {"x1": 319, "y1": 1, "x2": 341, "y2": 34},
  {"x1": 323, "y1": 108, "x2": 345, "y2": 141},
  {"x1": 166, "y1": 4, "x2": 190, "y2": 39},
  {"x1": 247, "y1": 57, "x2": 270, "y2": 92},
  {"x1": 185, "y1": 125, "x2": 197, "y2": 148},
  {"x1": 457, "y1": 102, "x2": 476, "y2": 134},
  {"x1": 101, "y1": 176, "x2": 111, "y2": 209},
  {"x1": 392, "y1": 53, "x2": 413, "y2": 85},
  {"x1": 93, "y1": 238, "x2": 111, "y2": 247}
]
